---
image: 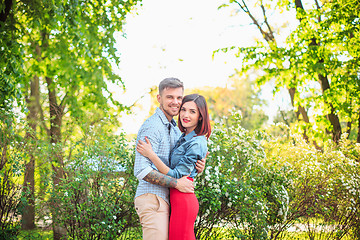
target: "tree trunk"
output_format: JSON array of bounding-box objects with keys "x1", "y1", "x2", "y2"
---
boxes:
[
  {"x1": 295, "y1": 0, "x2": 342, "y2": 143},
  {"x1": 317, "y1": 73, "x2": 342, "y2": 142},
  {"x1": 41, "y1": 28, "x2": 66, "y2": 239},
  {"x1": 46, "y1": 75, "x2": 66, "y2": 240},
  {"x1": 288, "y1": 87, "x2": 309, "y2": 122},
  {"x1": 21, "y1": 76, "x2": 39, "y2": 230},
  {"x1": 288, "y1": 87, "x2": 322, "y2": 150},
  {"x1": 346, "y1": 121, "x2": 351, "y2": 139}
]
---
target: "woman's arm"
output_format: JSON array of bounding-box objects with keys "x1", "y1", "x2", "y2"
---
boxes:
[{"x1": 136, "y1": 137, "x2": 170, "y2": 175}]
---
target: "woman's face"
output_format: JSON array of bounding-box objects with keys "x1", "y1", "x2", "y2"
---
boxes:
[{"x1": 180, "y1": 101, "x2": 200, "y2": 133}]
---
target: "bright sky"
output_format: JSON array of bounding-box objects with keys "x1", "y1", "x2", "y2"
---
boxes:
[{"x1": 113, "y1": 0, "x2": 292, "y2": 134}]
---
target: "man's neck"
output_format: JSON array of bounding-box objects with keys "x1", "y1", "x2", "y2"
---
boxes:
[{"x1": 160, "y1": 107, "x2": 174, "y2": 122}]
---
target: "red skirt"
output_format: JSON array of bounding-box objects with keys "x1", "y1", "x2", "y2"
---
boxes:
[{"x1": 169, "y1": 177, "x2": 199, "y2": 240}]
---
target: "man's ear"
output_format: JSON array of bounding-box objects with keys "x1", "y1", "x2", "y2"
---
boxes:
[{"x1": 157, "y1": 94, "x2": 161, "y2": 103}]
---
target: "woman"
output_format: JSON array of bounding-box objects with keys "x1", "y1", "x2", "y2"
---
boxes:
[{"x1": 137, "y1": 94, "x2": 211, "y2": 240}]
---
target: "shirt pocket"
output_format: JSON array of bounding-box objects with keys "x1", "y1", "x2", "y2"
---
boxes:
[{"x1": 170, "y1": 147, "x2": 186, "y2": 167}]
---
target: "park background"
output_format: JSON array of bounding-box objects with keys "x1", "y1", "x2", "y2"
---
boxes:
[{"x1": 1, "y1": 0, "x2": 359, "y2": 239}]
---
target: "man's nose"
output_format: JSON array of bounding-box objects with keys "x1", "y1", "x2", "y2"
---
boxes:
[{"x1": 173, "y1": 98, "x2": 181, "y2": 105}]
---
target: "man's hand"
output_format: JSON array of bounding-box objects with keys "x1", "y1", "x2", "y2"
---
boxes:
[
  {"x1": 175, "y1": 175, "x2": 194, "y2": 193},
  {"x1": 195, "y1": 152, "x2": 209, "y2": 173}
]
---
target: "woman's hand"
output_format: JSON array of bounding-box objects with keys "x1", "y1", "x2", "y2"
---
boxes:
[{"x1": 136, "y1": 137, "x2": 155, "y2": 159}]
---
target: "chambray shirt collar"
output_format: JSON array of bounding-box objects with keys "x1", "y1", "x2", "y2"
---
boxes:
[
  {"x1": 156, "y1": 107, "x2": 177, "y2": 128},
  {"x1": 184, "y1": 130, "x2": 197, "y2": 140},
  {"x1": 177, "y1": 130, "x2": 197, "y2": 145}
]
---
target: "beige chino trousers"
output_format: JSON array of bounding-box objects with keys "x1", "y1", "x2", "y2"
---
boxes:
[{"x1": 135, "y1": 193, "x2": 170, "y2": 240}]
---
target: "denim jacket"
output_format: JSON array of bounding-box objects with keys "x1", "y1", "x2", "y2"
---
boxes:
[{"x1": 167, "y1": 130, "x2": 208, "y2": 179}]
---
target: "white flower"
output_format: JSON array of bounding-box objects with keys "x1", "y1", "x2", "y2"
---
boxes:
[
  {"x1": 113, "y1": 215, "x2": 117, "y2": 220},
  {"x1": 101, "y1": 221, "x2": 105, "y2": 224},
  {"x1": 278, "y1": 208, "x2": 283, "y2": 216},
  {"x1": 119, "y1": 177, "x2": 125, "y2": 185}
]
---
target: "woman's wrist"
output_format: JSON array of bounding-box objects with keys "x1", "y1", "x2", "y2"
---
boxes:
[{"x1": 148, "y1": 151, "x2": 157, "y2": 161}]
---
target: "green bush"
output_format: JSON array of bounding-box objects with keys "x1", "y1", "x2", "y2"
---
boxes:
[
  {"x1": 263, "y1": 123, "x2": 360, "y2": 239},
  {"x1": 0, "y1": 110, "x2": 24, "y2": 240},
  {"x1": 51, "y1": 128, "x2": 140, "y2": 240}
]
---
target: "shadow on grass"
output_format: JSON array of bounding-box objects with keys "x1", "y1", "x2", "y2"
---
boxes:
[
  {"x1": 19, "y1": 229, "x2": 53, "y2": 240},
  {"x1": 18, "y1": 227, "x2": 143, "y2": 240}
]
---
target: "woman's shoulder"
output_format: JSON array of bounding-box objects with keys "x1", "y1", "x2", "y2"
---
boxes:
[
  {"x1": 194, "y1": 134, "x2": 206, "y2": 141},
  {"x1": 188, "y1": 135, "x2": 207, "y2": 150}
]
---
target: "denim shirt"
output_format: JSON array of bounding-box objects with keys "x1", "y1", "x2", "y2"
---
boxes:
[{"x1": 167, "y1": 130, "x2": 208, "y2": 179}]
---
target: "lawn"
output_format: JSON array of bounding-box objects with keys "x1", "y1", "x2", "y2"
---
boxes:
[
  {"x1": 18, "y1": 228, "x2": 354, "y2": 240},
  {"x1": 19, "y1": 229, "x2": 53, "y2": 240}
]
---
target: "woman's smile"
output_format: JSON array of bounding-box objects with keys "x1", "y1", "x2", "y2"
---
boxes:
[{"x1": 182, "y1": 118, "x2": 190, "y2": 123}]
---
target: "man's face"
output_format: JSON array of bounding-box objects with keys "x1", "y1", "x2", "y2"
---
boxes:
[{"x1": 157, "y1": 87, "x2": 184, "y2": 121}]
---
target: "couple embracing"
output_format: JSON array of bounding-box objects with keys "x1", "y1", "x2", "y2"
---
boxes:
[{"x1": 133, "y1": 78, "x2": 211, "y2": 240}]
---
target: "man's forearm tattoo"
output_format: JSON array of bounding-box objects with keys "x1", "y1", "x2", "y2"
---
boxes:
[{"x1": 143, "y1": 170, "x2": 177, "y2": 188}]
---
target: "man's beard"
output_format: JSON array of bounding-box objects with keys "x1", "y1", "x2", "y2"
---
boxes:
[{"x1": 160, "y1": 104, "x2": 179, "y2": 118}]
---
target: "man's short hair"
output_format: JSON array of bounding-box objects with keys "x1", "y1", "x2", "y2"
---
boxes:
[{"x1": 158, "y1": 78, "x2": 184, "y2": 95}]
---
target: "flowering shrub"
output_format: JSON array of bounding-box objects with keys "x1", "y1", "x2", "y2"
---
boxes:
[
  {"x1": 195, "y1": 111, "x2": 290, "y2": 239},
  {"x1": 263, "y1": 123, "x2": 360, "y2": 239},
  {"x1": 52, "y1": 128, "x2": 140, "y2": 240}
]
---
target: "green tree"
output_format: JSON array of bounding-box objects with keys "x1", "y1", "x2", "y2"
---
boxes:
[
  {"x1": 217, "y1": 0, "x2": 360, "y2": 145},
  {"x1": 1, "y1": 0, "x2": 141, "y2": 238}
]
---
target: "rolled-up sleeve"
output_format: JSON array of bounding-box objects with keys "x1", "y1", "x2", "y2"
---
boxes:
[
  {"x1": 167, "y1": 142, "x2": 203, "y2": 179},
  {"x1": 133, "y1": 125, "x2": 160, "y2": 180}
]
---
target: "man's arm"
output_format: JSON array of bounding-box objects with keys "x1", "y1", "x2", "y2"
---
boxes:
[
  {"x1": 134, "y1": 126, "x2": 160, "y2": 180},
  {"x1": 143, "y1": 170, "x2": 194, "y2": 193}
]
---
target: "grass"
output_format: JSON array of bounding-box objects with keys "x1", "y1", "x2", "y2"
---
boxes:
[
  {"x1": 18, "y1": 228, "x2": 142, "y2": 240},
  {"x1": 17, "y1": 227, "x2": 355, "y2": 240},
  {"x1": 18, "y1": 229, "x2": 53, "y2": 240}
]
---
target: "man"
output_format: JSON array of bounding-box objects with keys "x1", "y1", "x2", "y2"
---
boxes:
[{"x1": 134, "y1": 78, "x2": 206, "y2": 240}]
